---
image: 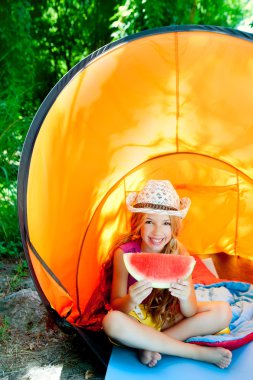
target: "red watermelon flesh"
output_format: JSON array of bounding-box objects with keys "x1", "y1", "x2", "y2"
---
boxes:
[{"x1": 123, "y1": 252, "x2": 196, "y2": 288}]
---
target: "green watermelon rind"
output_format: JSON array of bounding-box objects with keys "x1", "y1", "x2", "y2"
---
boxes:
[{"x1": 123, "y1": 252, "x2": 196, "y2": 289}]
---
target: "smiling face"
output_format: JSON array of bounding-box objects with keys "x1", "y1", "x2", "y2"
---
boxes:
[{"x1": 140, "y1": 213, "x2": 172, "y2": 253}]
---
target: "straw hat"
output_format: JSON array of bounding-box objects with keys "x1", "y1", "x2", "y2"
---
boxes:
[{"x1": 126, "y1": 180, "x2": 191, "y2": 219}]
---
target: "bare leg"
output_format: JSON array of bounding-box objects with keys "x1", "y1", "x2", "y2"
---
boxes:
[
  {"x1": 134, "y1": 301, "x2": 231, "y2": 367},
  {"x1": 163, "y1": 301, "x2": 232, "y2": 341},
  {"x1": 103, "y1": 309, "x2": 232, "y2": 369}
]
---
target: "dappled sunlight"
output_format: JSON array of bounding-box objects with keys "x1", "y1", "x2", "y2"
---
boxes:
[
  {"x1": 94, "y1": 168, "x2": 151, "y2": 265},
  {"x1": 78, "y1": 46, "x2": 127, "y2": 110},
  {"x1": 96, "y1": 185, "x2": 128, "y2": 264},
  {"x1": 125, "y1": 169, "x2": 149, "y2": 192},
  {"x1": 27, "y1": 40, "x2": 131, "y2": 275},
  {"x1": 24, "y1": 364, "x2": 63, "y2": 380},
  {"x1": 177, "y1": 34, "x2": 253, "y2": 178},
  {"x1": 21, "y1": 29, "x2": 253, "y2": 329}
]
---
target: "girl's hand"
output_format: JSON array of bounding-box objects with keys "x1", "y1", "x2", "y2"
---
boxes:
[
  {"x1": 128, "y1": 280, "x2": 153, "y2": 305},
  {"x1": 169, "y1": 280, "x2": 192, "y2": 300}
]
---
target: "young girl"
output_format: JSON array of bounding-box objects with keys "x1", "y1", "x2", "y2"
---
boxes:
[{"x1": 102, "y1": 180, "x2": 232, "y2": 368}]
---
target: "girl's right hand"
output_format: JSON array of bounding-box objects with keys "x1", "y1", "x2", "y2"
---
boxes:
[{"x1": 128, "y1": 280, "x2": 153, "y2": 305}]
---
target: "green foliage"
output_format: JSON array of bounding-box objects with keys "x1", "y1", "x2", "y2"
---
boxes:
[
  {"x1": 0, "y1": 316, "x2": 10, "y2": 342},
  {"x1": 110, "y1": 0, "x2": 249, "y2": 39},
  {"x1": 30, "y1": 0, "x2": 116, "y2": 97},
  {"x1": 0, "y1": 0, "x2": 251, "y2": 259},
  {"x1": 7, "y1": 259, "x2": 29, "y2": 292},
  {"x1": 0, "y1": 1, "x2": 34, "y2": 258},
  {"x1": 14, "y1": 258, "x2": 29, "y2": 277}
]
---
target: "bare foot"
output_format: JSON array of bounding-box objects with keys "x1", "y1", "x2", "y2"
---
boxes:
[
  {"x1": 197, "y1": 346, "x2": 232, "y2": 369},
  {"x1": 138, "y1": 350, "x2": 162, "y2": 367}
]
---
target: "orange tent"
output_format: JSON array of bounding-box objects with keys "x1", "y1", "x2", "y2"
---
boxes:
[{"x1": 18, "y1": 25, "x2": 253, "y2": 363}]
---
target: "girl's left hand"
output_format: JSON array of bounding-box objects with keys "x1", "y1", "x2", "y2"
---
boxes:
[{"x1": 169, "y1": 280, "x2": 192, "y2": 300}]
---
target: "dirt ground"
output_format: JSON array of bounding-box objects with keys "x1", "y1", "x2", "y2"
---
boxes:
[{"x1": 0, "y1": 258, "x2": 106, "y2": 380}]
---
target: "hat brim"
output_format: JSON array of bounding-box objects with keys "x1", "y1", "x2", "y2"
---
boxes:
[{"x1": 126, "y1": 193, "x2": 191, "y2": 219}]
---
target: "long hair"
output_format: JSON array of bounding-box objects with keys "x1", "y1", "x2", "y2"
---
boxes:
[
  {"x1": 103, "y1": 212, "x2": 184, "y2": 328},
  {"x1": 134, "y1": 213, "x2": 183, "y2": 328}
]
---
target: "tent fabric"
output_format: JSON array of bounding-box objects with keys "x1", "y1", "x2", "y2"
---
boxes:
[{"x1": 18, "y1": 25, "x2": 253, "y2": 332}]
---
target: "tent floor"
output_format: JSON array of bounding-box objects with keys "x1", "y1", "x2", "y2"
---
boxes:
[
  {"x1": 198, "y1": 252, "x2": 253, "y2": 283},
  {"x1": 105, "y1": 342, "x2": 253, "y2": 380}
]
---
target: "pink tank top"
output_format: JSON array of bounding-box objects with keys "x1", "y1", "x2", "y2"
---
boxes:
[{"x1": 119, "y1": 239, "x2": 141, "y2": 289}]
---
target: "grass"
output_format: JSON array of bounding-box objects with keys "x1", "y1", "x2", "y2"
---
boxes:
[
  {"x1": 0, "y1": 93, "x2": 31, "y2": 260},
  {"x1": 0, "y1": 316, "x2": 10, "y2": 342},
  {"x1": 0, "y1": 177, "x2": 23, "y2": 259},
  {"x1": 0, "y1": 257, "x2": 29, "y2": 298},
  {"x1": 8, "y1": 259, "x2": 29, "y2": 293}
]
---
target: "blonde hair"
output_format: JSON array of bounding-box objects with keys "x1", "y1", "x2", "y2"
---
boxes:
[{"x1": 104, "y1": 212, "x2": 184, "y2": 328}]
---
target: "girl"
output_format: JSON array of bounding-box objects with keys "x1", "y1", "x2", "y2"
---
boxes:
[{"x1": 102, "y1": 180, "x2": 232, "y2": 368}]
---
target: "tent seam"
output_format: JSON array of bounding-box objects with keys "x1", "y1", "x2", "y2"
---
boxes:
[
  {"x1": 175, "y1": 32, "x2": 179, "y2": 153},
  {"x1": 234, "y1": 170, "x2": 240, "y2": 256}
]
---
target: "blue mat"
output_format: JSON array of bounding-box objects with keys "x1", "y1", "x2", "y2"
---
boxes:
[{"x1": 105, "y1": 342, "x2": 253, "y2": 380}]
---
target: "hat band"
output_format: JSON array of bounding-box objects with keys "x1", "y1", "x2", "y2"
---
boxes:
[{"x1": 133, "y1": 202, "x2": 178, "y2": 211}]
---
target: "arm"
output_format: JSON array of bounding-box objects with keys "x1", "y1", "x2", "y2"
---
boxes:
[
  {"x1": 170, "y1": 277, "x2": 198, "y2": 317},
  {"x1": 169, "y1": 244, "x2": 198, "y2": 317},
  {"x1": 110, "y1": 248, "x2": 152, "y2": 314}
]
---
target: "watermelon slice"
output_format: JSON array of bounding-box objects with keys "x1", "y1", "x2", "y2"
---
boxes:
[{"x1": 123, "y1": 252, "x2": 196, "y2": 288}]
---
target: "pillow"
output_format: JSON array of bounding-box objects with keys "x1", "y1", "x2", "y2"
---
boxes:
[{"x1": 191, "y1": 255, "x2": 223, "y2": 285}]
